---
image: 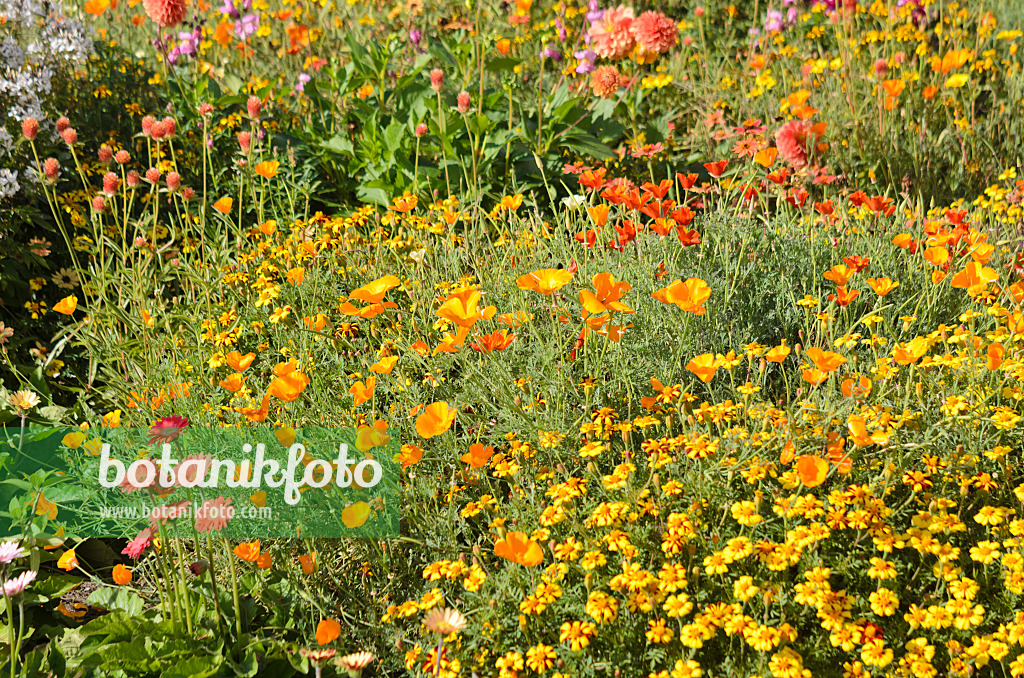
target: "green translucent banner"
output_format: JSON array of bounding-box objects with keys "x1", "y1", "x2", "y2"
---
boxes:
[{"x1": 0, "y1": 425, "x2": 400, "y2": 539}]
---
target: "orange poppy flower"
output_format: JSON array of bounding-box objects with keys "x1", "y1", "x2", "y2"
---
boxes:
[
  {"x1": 686, "y1": 353, "x2": 718, "y2": 383},
  {"x1": 342, "y1": 501, "x2": 371, "y2": 529},
  {"x1": 822, "y1": 264, "x2": 855, "y2": 286},
  {"x1": 847, "y1": 415, "x2": 890, "y2": 447},
  {"x1": 250, "y1": 491, "x2": 267, "y2": 507},
  {"x1": 865, "y1": 278, "x2": 898, "y2": 296},
  {"x1": 254, "y1": 160, "x2": 279, "y2": 179},
  {"x1": 84, "y1": 0, "x2": 110, "y2": 15},
  {"x1": 370, "y1": 356, "x2": 399, "y2": 374},
  {"x1": 588, "y1": 204, "x2": 610, "y2": 227},
  {"x1": 470, "y1": 329, "x2": 517, "y2": 353},
  {"x1": 225, "y1": 351, "x2": 256, "y2": 371},
  {"x1": 461, "y1": 443, "x2": 494, "y2": 469},
  {"x1": 316, "y1": 619, "x2": 341, "y2": 645},
  {"x1": 213, "y1": 196, "x2": 233, "y2": 214},
  {"x1": 950, "y1": 261, "x2": 998, "y2": 291},
  {"x1": 840, "y1": 375, "x2": 872, "y2": 399},
  {"x1": 780, "y1": 440, "x2": 796, "y2": 465},
  {"x1": 753, "y1": 147, "x2": 777, "y2": 167},
  {"x1": 112, "y1": 564, "x2": 132, "y2": 585},
  {"x1": 494, "y1": 531, "x2": 543, "y2": 567},
  {"x1": 804, "y1": 347, "x2": 847, "y2": 373},
  {"x1": 349, "y1": 377, "x2": 375, "y2": 406},
  {"x1": 349, "y1": 275, "x2": 401, "y2": 304},
  {"x1": 416, "y1": 401, "x2": 457, "y2": 438},
  {"x1": 765, "y1": 340, "x2": 791, "y2": 363},
  {"x1": 795, "y1": 455, "x2": 828, "y2": 487},
  {"x1": 298, "y1": 553, "x2": 318, "y2": 574},
  {"x1": 267, "y1": 369, "x2": 310, "y2": 402},
  {"x1": 256, "y1": 553, "x2": 272, "y2": 569},
  {"x1": 580, "y1": 272, "x2": 634, "y2": 315},
  {"x1": 923, "y1": 246, "x2": 949, "y2": 266},
  {"x1": 517, "y1": 268, "x2": 573, "y2": 295},
  {"x1": 882, "y1": 79, "x2": 905, "y2": 97},
  {"x1": 57, "y1": 548, "x2": 78, "y2": 571},
  {"x1": 235, "y1": 393, "x2": 271, "y2": 422},
  {"x1": 987, "y1": 343, "x2": 1004, "y2": 370},
  {"x1": 355, "y1": 420, "x2": 390, "y2": 452},
  {"x1": 652, "y1": 278, "x2": 710, "y2": 315},
  {"x1": 704, "y1": 160, "x2": 729, "y2": 177},
  {"x1": 53, "y1": 295, "x2": 78, "y2": 315},
  {"x1": 496, "y1": 38, "x2": 512, "y2": 55},
  {"x1": 497, "y1": 311, "x2": 533, "y2": 328},
  {"x1": 234, "y1": 540, "x2": 261, "y2": 562},
  {"x1": 828, "y1": 286, "x2": 860, "y2": 307},
  {"x1": 892, "y1": 336, "x2": 929, "y2": 365},
  {"x1": 286, "y1": 267, "x2": 305, "y2": 286},
  {"x1": 219, "y1": 373, "x2": 244, "y2": 392},
  {"x1": 395, "y1": 444, "x2": 423, "y2": 470},
  {"x1": 437, "y1": 287, "x2": 496, "y2": 328},
  {"x1": 801, "y1": 368, "x2": 826, "y2": 385}
]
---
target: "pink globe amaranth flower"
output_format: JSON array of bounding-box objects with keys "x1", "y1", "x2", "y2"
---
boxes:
[
  {"x1": 21, "y1": 118, "x2": 39, "y2": 141},
  {"x1": 134, "y1": 236, "x2": 148, "y2": 247},
  {"x1": 149, "y1": 414, "x2": 189, "y2": 445},
  {"x1": 127, "y1": 170, "x2": 141, "y2": 188},
  {"x1": 103, "y1": 172, "x2": 120, "y2": 196},
  {"x1": 590, "y1": 65, "x2": 623, "y2": 98},
  {"x1": 91, "y1": 195, "x2": 107, "y2": 212},
  {"x1": 873, "y1": 57, "x2": 887, "y2": 78},
  {"x1": 62, "y1": 128, "x2": 78, "y2": 146},
  {"x1": 776, "y1": 120, "x2": 810, "y2": 168},
  {"x1": 237, "y1": 131, "x2": 251, "y2": 151},
  {"x1": 115, "y1": 150, "x2": 131, "y2": 164},
  {"x1": 151, "y1": 121, "x2": 167, "y2": 140},
  {"x1": 3, "y1": 570, "x2": 36, "y2": 597},
  {"x1": 457, "y1": 91, "x2": 471, "y2": 114},
  {"x1": 43, "y1": 158, "x2": 60, "y2": 182},
  {"x1": 98, "y1": 145, "x2": 113, "y2": 163},
  {"x1": 632, "y1": 11, "x2": 678, "y2": 55},
  {"x1": 166, "y1": 171, "x2": 181, "y2": 192},
  {"x1": 195, "y1": 496, "x2": 234, "y2": 534},
  {"x1": 182, "y1": 186, "x2": 195, "y2": 201},
  {"x1": 246, "y1": 95, "x2": 262, "y2": 119},
  {"x1": 415, "y1": 123, "x2": 428, "y2": 137},
  {"x1": 56, "y1": 117, "x2": 70, "y2": 134},
  {"x1": 143, "y1": 0, "x2": 187, "y2": 28},
  {"x1": 588, "y1": 5, "x2": 635, "y2": 60},
  {"x1": 694, "y1": 6, "x2": 705, "y2": 17},
  {"x1": 199, "y1": 102, "x2": 213, "y2": 116},
  {"x1": 162, "y1": 117, "x2": 177, "y2": 137},
  {"x1": 141, "y1": 115, "x2": 156, "y2": 137},
  {"x1": 429, "y1": 68, "x2": 444, "y2": 92},
  {"x1": 146, "y1": 168, "x2": 161, "y2": 184}
]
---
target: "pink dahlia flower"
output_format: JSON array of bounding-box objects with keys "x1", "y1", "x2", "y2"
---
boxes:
[
  {"x1": 143, "y1": 0, "x2": 188, "y2": 28},
  {"x1": 632, "y1": 11, "x2": 678, "y2": 54},
  {"x1": 588, "y1": 5, "x2": 635, "y2": 60},
  {"x1": 775, "y1": 120, "x2": 810, "y2": 168}
]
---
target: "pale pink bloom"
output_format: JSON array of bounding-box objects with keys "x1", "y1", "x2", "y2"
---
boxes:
[
  {"x1": 195, "y1": 496, "x2": 234, "y2": 534},
  {"x1": 0, "y1": 540, "x2": 25, "y2": 564},
  {"x1": 3, "y1": 570, "x2": 36, "y2": 596},
  {"x1": 588, "y1": 5, "x2": 635, "y2": 60}
]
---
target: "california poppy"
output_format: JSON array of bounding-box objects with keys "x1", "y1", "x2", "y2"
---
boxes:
[
  {"x1": 316, "y1": 619, "x2": 341, "y2": 645},
  {"x1": 57, "y1": 548, "x2": 78, "y2": 571},
  {"x1": 686, "y1": 353, "x2": 718, "y2": 383},
  {"x1": 580, "y1": 273, "x2": 634, "y2": 315},
  {"x1": 461, "y1": 443, "x2": 494, "y2": 469},
  {"x1": 349, "y1": 275, "x2": 401, "y2": 304},
  {"x1": 213, "y1": 196, "x2": 233, "y2": 214},
  {"x1": 342, "y1": 502, "x2": 371, "y2": 529},
  {"x1": 804, "y1": 347, "x2": 846, "y2": 373},
  {"x1": 517, "y1": 268, "x2": 573, "y2": 295},
  {"x1": 234, "y1": 540, "x2": 261, "y2": 562},
  {"x1": 253, "y1": 160, "x2": 279, "y2": 179},
  {"x1": 112, "y1": 564, "x2": 132, "y2": 585},
  {"x1": 795, "y1": 455, "x2": 828, "y2": 487},
  {"x1": 652, "y1": 278, "x2": 710, "y2": 315},
  {"x1": 53, "y1": 296, "x2": 78, "y2": 315},
  {"x1": 494, "y1": 531, "x2": 543, "y2": 567},
  {"x1": 355, "y1": 420, "x2": 390, "y2": 452},
  {"x1": 416, "y1": 402, "x2": 457, "y2": 438},
  {"x1": 371, "y1": 356, "x2": 399, "y2": 374},
  {"x1": 349, "y1": 377, "x2": 376, "y2": 406},
  {"x1": 225, "y1": 351, "x2": 256, "y2": 371},
  {"x1": 471, "y1": 330, "x2": 516, "y2": 353}
]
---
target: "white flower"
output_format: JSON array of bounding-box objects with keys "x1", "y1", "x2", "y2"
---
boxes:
[{"x1": 561, "y1": 194, "x2": 586, "y2": 209}]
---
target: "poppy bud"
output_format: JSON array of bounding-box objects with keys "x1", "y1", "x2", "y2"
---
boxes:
[
  {"x1": 960, "y1": 483, "x2": 969, "y2": 498},
  {"x1": 584, "y1": 572, "x2": 592, "y2": 591},
  {"x1": 586, "y1": 461, "x2": 596, "y2": 474},
  {"x1": 472, "y1": 544, "x2": 481, "y2": 557},
  {"x1": 915, "y1": 382, "x2": 923, "y2": 399},
  {"x1": 754, "y1": 491, "x2": 763, "y2": 510},
  {"x1": 652, "y1": 473, "x2": 660, "y2": 489},
  {"x1": 688, "y1": 544, "x2": 696, "y2": 558}
]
